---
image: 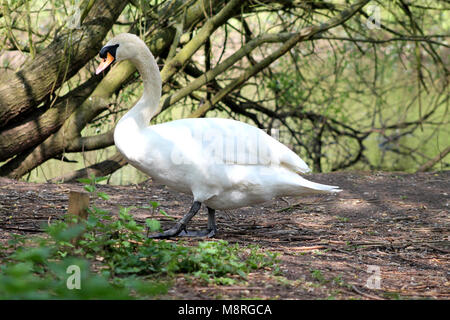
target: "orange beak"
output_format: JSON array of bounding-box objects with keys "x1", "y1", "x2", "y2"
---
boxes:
[{"x1": 96, "y1": 52, "x2": 115, "y2": 75}]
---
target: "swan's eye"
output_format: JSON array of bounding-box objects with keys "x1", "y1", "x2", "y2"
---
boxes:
[{"x1": 99, "y1": 44, "x2": 119, "y2": 59}]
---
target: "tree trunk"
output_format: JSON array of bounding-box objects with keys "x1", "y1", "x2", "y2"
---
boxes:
[
  {"x1": 0, "y1": 76, "x2": 100, "y2": 162},
  {"x1": 0, "y1": 0, "x2": 228, "y2": 179},
  {"x1": 51, "y1": 152, "x2": 127, "y2": 183},
  {"x1": 0, "y1": 0, "x2": 127, "y2": 127}
]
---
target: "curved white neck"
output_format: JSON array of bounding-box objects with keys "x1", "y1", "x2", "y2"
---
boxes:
[{"x1": 117, "y1": 48, "x2": 162, "y2": 131}]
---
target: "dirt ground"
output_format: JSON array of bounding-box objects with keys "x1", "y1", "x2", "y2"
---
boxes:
[{"x1": 0, "y1": 171, "x2": 449, "y2": 300}]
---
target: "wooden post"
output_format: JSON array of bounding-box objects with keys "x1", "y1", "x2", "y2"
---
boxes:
[
  {"x1": 68, "y1": 191, "x2": 90, "y2": 245},
  {"x1": 68, "y1": 191, "x2": 90, "y2": 220}
]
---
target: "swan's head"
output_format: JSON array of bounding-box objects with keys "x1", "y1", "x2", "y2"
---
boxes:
[{"x1": 96, "y1": 33, "x2": 148, "y2": 75}]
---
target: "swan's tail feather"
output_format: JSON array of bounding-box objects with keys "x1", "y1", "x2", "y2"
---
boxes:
[
  {"x1": 297, "y1": 176, "x2": 342, "y2": 193},
  {"x1": 312, "y1": 184, "x2": 342, "y2": 193}
]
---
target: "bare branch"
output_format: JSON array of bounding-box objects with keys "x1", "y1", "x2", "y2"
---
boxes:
[
  {"x1": 51, "y1": 152, "x2": 127, "y2": 183},
  {"x1": 417, "y1": 145, "x2": 450, "y2": 172}
]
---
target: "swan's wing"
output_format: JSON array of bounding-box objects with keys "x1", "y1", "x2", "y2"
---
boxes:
[{"x1": 151, "y1": 118, "x2": 311, "y2": 173}]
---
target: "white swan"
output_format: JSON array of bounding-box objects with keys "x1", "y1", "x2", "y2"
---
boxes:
[{"x1": 96, "y1": 33, "x2": 341, "y2": 238}]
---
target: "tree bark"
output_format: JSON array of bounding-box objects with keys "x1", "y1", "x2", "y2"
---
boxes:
[
  {"x1": 1, "y1": 0, "x2": 229, "y2": 179},
  {"x1": 51, "y1": 152, "x2": 127, "y2": 183},
  {"x1": 0, "y1": 0, "x2": 127, "y2": 127},
  {"x1": 160, "y1": 0, "x2": 242, "y2": 83},
  {"x1": 0, "y1": 96, "x2": 111, "y2": 179},
  {"x1": 0, "y1": 76, "x2": 101, "y2": 162}
]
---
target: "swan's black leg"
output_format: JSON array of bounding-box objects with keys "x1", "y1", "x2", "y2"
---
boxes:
[
  {"x1": 206, "y1": 207, "x2": 217, "y2": 237},
  {"x1": 177, "y1": 207, "x2": 217, "y2": 237},
  {"x1": 149, "y1": 201, "x2": 201, "y2": 239},
  {"x1": 149, "y1": 203, "x2": 218, "y2": 239}
]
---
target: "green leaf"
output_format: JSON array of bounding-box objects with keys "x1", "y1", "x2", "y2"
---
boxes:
[
  {"x1": 14, "y1": 247, "x2": 51, "y2": 264},
  {"x1": 119, "y1": 207, "x2": 133, "y2": 220},
  {"x1": 237, "y1": 269, "x2": 247, "y2": 280},
  {"x1": 149, "y1": 201, "x2": 159, "y2": 210},
  {"x1": 97, "y1": 192, "x2": 110, "y2": 200},
  {"x1": 93, "y1": 176, "x2": 109, "y2": 183},
  {"x1": 77, "y1": 178, "x2": 93, "y2": 184},
  {"x1": 159, "y1": 210, "x2": 174, "y2": 220},
  {"x1": 84, "y1": 185, "x2": 96, "y2": 193},
  {"x1": 145, "y1": 219, "x2": 161, "y2": 232}
]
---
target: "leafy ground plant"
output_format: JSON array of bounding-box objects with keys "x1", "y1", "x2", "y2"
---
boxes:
[{"x1": 0, "y1": 175, "x2": 279, "y2": 299}]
